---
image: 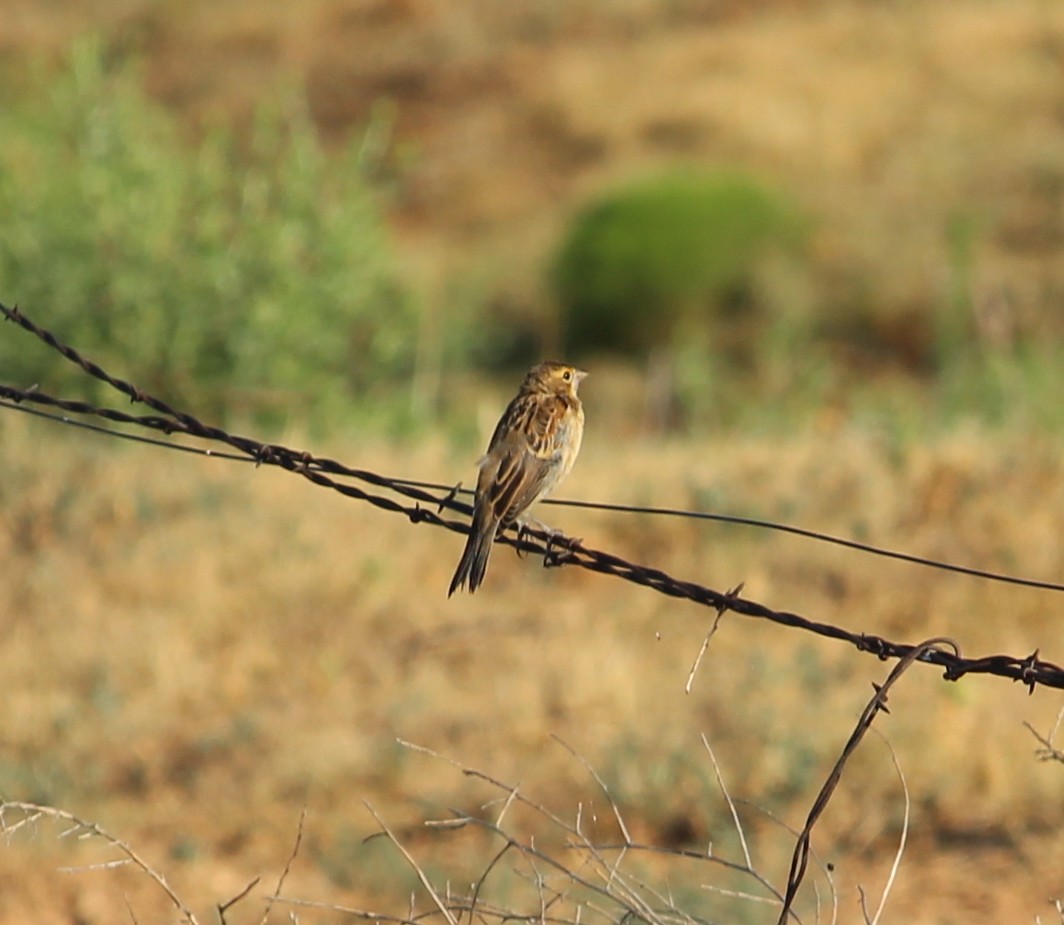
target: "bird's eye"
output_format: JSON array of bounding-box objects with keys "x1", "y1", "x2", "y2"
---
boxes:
[{"x1": 562, "y1": 370, "x2": 572, "y2": 381}]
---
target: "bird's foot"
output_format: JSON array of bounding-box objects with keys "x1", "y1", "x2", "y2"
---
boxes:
[
  {"x1": 513, "y1": 519, "x2": 582, "y2": 563},
  {"x1": 542, "y1": 528, "x2": 582, "y2": 568}
]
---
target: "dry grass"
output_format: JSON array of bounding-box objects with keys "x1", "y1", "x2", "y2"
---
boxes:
[
  {"x1": 2, "y1": 403, "x2": 1063, "y2": 922},
  {"x1": 2, "y1": 1, "x2": 1064, "y2": 921}
]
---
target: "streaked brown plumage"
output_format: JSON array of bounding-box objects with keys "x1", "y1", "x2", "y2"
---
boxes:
[{"x1": 449, "y1": 361, "x2": 587, "y2": 596}]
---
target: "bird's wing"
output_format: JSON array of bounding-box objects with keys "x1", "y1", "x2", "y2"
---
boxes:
[
  {"x1": 484, "y1": 442, "x2": 554, "y2": 526},
  {"x1": 479, "y1": 394, "x2": 565, "y2": 525}
]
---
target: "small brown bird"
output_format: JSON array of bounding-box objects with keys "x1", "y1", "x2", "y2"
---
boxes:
[{"x1": 449, "y1": 361, "x2": 588, "y2": 596}]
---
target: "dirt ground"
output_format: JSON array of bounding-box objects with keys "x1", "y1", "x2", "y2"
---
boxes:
[{"x1": 1, "y1": 414, "x2": 1062, "y2": 922}]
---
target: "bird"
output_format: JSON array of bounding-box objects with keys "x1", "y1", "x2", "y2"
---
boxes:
[{"x1": 448, "y1": 361, "x2": 588, "y2": 596}]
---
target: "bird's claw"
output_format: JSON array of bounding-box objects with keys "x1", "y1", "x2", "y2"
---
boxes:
[
  {"x1": 514, "y1": 521, "x2": 532, "y2": 558},
  {"x1": 542, "y1": 529, "x2": 581, "y2": 568}
]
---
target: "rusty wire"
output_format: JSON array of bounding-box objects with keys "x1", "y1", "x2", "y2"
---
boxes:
[
  {"x1": 775, "y1": 636, "x2": 956, "y2": 923},
  {"x1": 3, "y1": 301, "x2": 1063, "y2": 692}
]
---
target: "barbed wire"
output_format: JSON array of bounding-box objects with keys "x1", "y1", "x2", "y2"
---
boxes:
[
  {"x1": 7, "y1": 387, "x2": 1062, "y2": 594},
  {"x1": 4, "y1": 296, "x2": 1063, "y2": 594},
  {"x1": 3, "y1": 301, "x2": 1063, "y2": 692}
]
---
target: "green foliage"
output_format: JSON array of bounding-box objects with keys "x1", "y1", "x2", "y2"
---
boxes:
[
  {"x1": 938, "y1": 209, "x2": 980, "y2": 368},
  {"x1": 552, "y1": 169, "x2": 806, "y2": 356},
  {"x1": 0, "y1": 39, "x2": 415, "y2": 431},
  {"x1": 936, "y1": 341, "x2": 1064, "y2": 431}
]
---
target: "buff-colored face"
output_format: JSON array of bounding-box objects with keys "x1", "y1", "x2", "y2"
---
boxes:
[{"x1": 527, "y1": 362, "x2": 588, "y2": 396}]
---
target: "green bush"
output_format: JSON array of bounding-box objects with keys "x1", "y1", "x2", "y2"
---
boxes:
[
  {"x1": 551, "y1": 170, "x2": 805, "y2": 358},
  {"x1": 0, "y1": 39, "x2": 414, "y2": 431}
]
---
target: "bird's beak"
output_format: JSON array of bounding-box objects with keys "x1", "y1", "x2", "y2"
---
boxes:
[{"x1": 575, "y1": 369, "x2": 589, "y2": 384}]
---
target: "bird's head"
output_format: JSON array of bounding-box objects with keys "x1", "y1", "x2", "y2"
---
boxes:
[{"x1": 525, "y1": 361, "x2": 588, "y2": 398}]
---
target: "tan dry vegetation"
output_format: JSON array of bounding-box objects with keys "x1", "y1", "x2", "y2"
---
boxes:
[
  {"x1": 2, "y1": 407, "x2": 1064, "y2": 922},
  {"x1": 2, "y1": 1, "x2": 1064, "y2": 922}
]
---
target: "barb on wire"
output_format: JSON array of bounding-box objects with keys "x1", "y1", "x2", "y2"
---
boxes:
[
  {"x1": 3, "y1": 302, "x2": 1064, "y2": 692},
  {"x1": 6, "y1": 302, "x2": 1063, "y2": 596},
  {"x1": 9, "y1": 389, "x2": 1064, "y2": 599}
]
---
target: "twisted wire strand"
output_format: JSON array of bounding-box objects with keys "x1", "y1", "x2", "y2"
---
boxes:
[{"x1": 3, "y1": 302, "x2": 1063, "y2": 691}]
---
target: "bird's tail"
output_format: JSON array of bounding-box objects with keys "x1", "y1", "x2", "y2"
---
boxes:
[{"x1": 448, "y1": 509, "x2": 498, "y2": 596}]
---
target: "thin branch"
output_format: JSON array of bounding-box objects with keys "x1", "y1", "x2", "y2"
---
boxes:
[
  {"x1": 364, "y1": 801, "x2": 460, "y2": 925},
  {"x1": 700, "y1": 735, "x2": 752, "y2": 872},
  {"x1": 260, "y1": 808, "x2": 306, "y2": 925},
  {"x1": 861, "y1": 734, "x2": 909, "y2": 925},
  {"x1": 1025, "y1": 705, "x2": 1064, "y2": 764},
  {"x1": 551, "y1": 735, "x2": 632, "y2": 846},
  {"x1": 218, "y1": 877, "x2": 261, "y2": 922},
  {"x1": 0, "y1": 801, "x2": 200, "y2": 925}
]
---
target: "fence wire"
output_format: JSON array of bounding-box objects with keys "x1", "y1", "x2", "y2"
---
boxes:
[{"x1": 3, "y1": 301, "x2": 1063, "y2": 691}]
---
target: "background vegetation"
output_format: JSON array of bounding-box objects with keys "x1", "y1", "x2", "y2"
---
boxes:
[
  {"x1": 1, "y1": 1, "x2": 1063, "y2": 922},
  {"x1": 0, "y1": 41, "x2": 412, "y2": 430},
  {"x1": 2, "y1": 1, "x2": 1063, "y2": 437}
]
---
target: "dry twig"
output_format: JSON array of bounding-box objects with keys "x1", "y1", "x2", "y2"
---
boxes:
[{"x1": 0, "y1": 801, "x2": 200, "y2": 925}]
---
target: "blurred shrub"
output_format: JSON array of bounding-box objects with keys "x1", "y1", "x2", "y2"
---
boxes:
[
  {"x1": 552, "y1": 169, "x2": 806, "y2": 358},
  {"x1": 0, "y1": 39, "x2": 415, "y2": 432},
  {"x1": 551, "y1": 170, "x2": 812, "y2": 429}
]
